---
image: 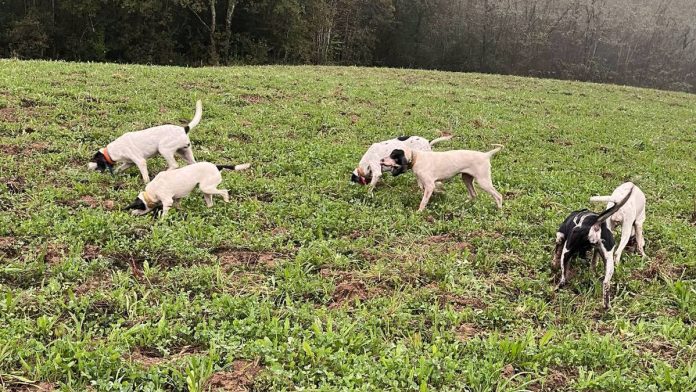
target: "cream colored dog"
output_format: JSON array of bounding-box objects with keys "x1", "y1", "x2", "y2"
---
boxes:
[
  {"x1": 590, "y1": 182, "x2": 646, "y2": 263},
  {"x1": 380, "y1": 145, "x2": 504, "y2": 211},
  {"x1": 125, "y1": 161, "x2": 250, "y2": 217}
]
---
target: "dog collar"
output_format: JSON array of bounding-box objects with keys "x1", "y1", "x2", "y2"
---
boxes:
[
  {"x1": 101, "y1": 148, "x2": 114, "y2": 165},
  {"x1": 142, "y1": 192, "x2": 156, "y2": 209},
  {"x1": 408, "y1": 152, "x2": 417, "y2": 169}
]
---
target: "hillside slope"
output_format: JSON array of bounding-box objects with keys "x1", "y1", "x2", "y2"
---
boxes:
[{"x1": 0, "y1": 60, "x2": 695, "y2": 390}]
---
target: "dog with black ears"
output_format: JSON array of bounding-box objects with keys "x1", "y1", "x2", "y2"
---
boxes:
[
  {"x1": 125, "y1": 161, "x2": 250, "y2": 218},
  {"x1": 379, "y1": 144, "x2": 504, "y2": 211},
  {"x1": 351, "y1": 135, "x2": 453, "y2": 195},
  {"x1": 552, "y1": 186, "x2": 634, "y2": 309},
  {"x1": 88, "y1": 100, "x2": 202, "y2": 183}
]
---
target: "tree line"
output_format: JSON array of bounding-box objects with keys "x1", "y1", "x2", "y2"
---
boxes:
[{"x1": 2, "y1": 0, "x2": 695, "y2": 92}]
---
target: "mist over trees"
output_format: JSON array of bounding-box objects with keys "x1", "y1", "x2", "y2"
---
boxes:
[{"x1": 2, "y1": 0, "x2": 695, "y2": 92}]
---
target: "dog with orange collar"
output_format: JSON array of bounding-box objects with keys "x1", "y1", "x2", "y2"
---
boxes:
[
  {"x1": 88, "y1": 100, "x2": 202, "y2": 183},
  {"x1": 350, "y1": 135, "x2": 452, "y2": 195}
]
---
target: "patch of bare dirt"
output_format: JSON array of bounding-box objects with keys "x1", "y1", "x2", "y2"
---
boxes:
[
  {"x1": 330, "y1": 280, "x2": 369, "y2": 309},
  {"x1": 43, "y1": 243, "x2": 67, "y2": 264},
  {"x1": 228, "y1": 132, "x2": 252, "y2": 142},
  {"x1": 438, "y1": 293, "x2": 487, "y2": 311},
  {"x1": 74, "y1": 273, "x2": 112, "y2": 296},
  {"x1": 129, "y1": 347, "x2": 166, "y2": 367},
  {"x1": 427, "y1": 234, "x2": 474, "y2": 252},
  {"x1": 455, "y1": 322, "x2": 484, "y2": 341},
  {"x1": 59, "y1": 196, "x2": 116, "y2": 210},
  {"x1": 638, "y1": 339, "x2": 680, "y2": 364},
  {"x1": 240, "y1": 94, "x2": 265, "y2": 105},
  {"x1": 10, "y1": 382, "x2": 56, "y2": 391},
  {"x1": 5, "y1": 176, "x2": 26, "y2": 193},
  {"x1": 0, "y1": 236, "x2": 18, "y2": 257},
  {"x1": 631, "y1": 252, "x2": 684, "y2": 281},
  {"x1": 82, "y1": 244, "x2": 101, "y2": 261},
  {"x1": 0, "y1": 144, "x2": 20, "y2": 155},
  {"x1": 0, "y1": 107, "x2": 18, "y2": 122},
  {"x1": 501, "y1": 364, "x2": 515, "y2": 378},
  {"x1": 215, "y1": 248, "x2": 281, "y2": 269},
  {"x1": 539, "y1": 367, "x2": 578, "y2": 391},
  {"x1": 205, "y1": 360, "x2": 263, "y2": 392}
]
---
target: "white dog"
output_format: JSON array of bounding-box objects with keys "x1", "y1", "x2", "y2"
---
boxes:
[
  {"x1": 125, "y1": 161, "x2": 250, "y2": 217},
  {"x1": 351, "y1": 135, "x2": 452, "y2": 194},
  {"x1": 380, "y1": 144, "x2": 503, "y2": 211},
  {"x1": 88, "y1": 100, "x2": 202, "y2": 183},
  {"x1": 590, "y1": 182, "x2": 646, "y2": 263}
]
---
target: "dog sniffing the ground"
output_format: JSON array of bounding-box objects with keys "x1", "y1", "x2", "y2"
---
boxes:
[
  {"x1": 552, "y1": 186, "x2": 634, "y2": 308},
  {"x1": 351, "y1": 135, "x2": 453, "y2": 195},
  {"x1": 590, "y1": 182, "x2": 646, "y2": 263},
  {"x1": 379, "y1": 144, "x2": 503, "y2": 211},
  {"x1": 125, "y1": 161, "x2": 250, "y2": 217},
  {"x1": 88, "y1": 100, "x2": 202, "y2": 183}
]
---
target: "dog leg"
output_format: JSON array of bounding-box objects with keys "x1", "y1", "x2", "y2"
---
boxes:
[
  {"x1": 160, "y1": 198, "x2": 174, "y2": 217},
  {"x1": 475, "y1": 175, "x2": 503, "y2": 209},
  {"x1": 461, "y1": 173, "x2": 477, "y2": 200},
  {"x1": 367, "y1": 170, "x2": 382, "y2": 197},
  {"x1": 162, "y1": 152, "x2": 179, "y2": 171},
  {"x1": 201, "y1": 186, "x2": 228, "y2": 205},
  {"x1": 614, "y1": 219, "x2": 633, "y2": 264},
  {"x1": 203, "y1": 193, "x2": 214, "y2": 207},
  {"x1": 600, "y1": 247, "x2": 615, "y2": 309},
  {"x1": 417, "y1": 183, "x2": 435, "y2": 211},
  {"x1": 591, "y1": 248, "x2": 600, "y2": 271},
  {"x1": 115, "y1": 162, "x2": 134, "y2": 174},
  {"x1": 177, "y1": 146, "x2": 196, "y2": 165},
  {"x1": 634, "y1": 223, "x2": 646, "y2": 257},
  {"x1": 134, "y1": 160, "x2": 150, "y2": 183}
]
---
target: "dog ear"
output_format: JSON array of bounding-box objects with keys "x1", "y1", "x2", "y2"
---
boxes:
[
  {"x1": 91, "y1": 152, "x2": 113, "y2": 173},
  {"x1": 390, "y1": 149, "x2": 408, "y2": 176},
  {"x1": 124, "y1": 198, "x2": 146, "y2": 211}
]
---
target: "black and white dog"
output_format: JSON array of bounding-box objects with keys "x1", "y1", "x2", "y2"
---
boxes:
[
  {"x1": 88, "y1": 100, "x2": 202, "y2": 183},
  {"x1": 351, "y1": 135, "x2": 452, "y2": 195},
  {"x1": 552, "y1": 186, "x2": 634, "y2": 308}
]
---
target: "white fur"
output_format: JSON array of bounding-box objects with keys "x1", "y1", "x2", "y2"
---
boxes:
[
  {"x1": 353, "y1": 135, "x2": 452, "y2": 194},
  {"x1": 92, "y1": 100, "x2": 202, "y2": 183},
  {"x1": 590, "y1": 182, "x2": 646, "y2": 263},
  {"x1": 131, "y1": 161, "x2": 250, "y2": 217},
  {"x1": 381, "y1": 144, "x2": 503, "y2": 211}
]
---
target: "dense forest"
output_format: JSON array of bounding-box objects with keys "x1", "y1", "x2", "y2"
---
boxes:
[{"x1": 2, "y1": 0, "x2": 695, "y2": 92}]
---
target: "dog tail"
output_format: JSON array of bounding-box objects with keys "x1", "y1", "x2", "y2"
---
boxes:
[
  {"x1": 184, "y1": 100, "x2": 203, "y2": 133},
  {"x1": 590, "y1": 195, "x2": 614, "y2": 203},
  {"x1": 486, "y1": 144, "x2": 504, "y2": 156},
  {"x1": 429, "y1": 135, "x2": 453, "y2": 146},
  {"x1": 216, "y1": 163, "x2": 251, "y2": 171}
]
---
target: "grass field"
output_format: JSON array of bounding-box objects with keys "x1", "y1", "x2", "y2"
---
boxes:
[{"x1": 0, "y1": 59, "x2": 695, "y2": 391}]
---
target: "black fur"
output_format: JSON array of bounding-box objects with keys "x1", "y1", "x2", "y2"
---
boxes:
[
  {"x1": 350, "y1": 173, "x2": 361, "y2": 184},
  {"x1": 91, "y1": 151, "x2": 114, "y2": 173},
  {"x1": 125, "y1": 198, "x2": 146, "y2": 211},
  {"x1": 184, "y1": 125, "x2": 190, "y2": 133},
  {"x1": 397, "y1": 136, "x2": 411, "y2": 141},
  {"x1": 216, "y1": 164, "x2": 239, "y2": 171},
  {"x1": 557, "y1": 210, "x2": 615, "y2": 265},
  {"x1": 389, "y1": 149, "x2": 409, "y2": 176}
]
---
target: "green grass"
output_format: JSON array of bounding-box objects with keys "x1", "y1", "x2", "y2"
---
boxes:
[{"x1": 0, "y1": 59, "x2": 695, "y2": 391}]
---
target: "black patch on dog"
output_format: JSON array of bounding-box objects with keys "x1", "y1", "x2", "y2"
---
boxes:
[
  {"x1": 389, "y1": 149, "x2": 409, "y2": 176},
  {"x1": 184, "y1": 125, "x2": 190, "y2": 133},
  {"x1": 91, "y1": 151, "x2": 114, "y2": 173},
  {"x1": 125, "y1": 198, "x2": 146, "y2": 211},
  {"x1": 350, "y1": 173, "x2": 361, "y2": 183},
  {"x1": 397, "y1": 136, "x2": 411, "y2": 141}
]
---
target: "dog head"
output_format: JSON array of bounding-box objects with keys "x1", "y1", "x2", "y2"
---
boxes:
[
  {"x1": 125, "y1": 192, "x2": 155, "y2": 216},
  {"x1": 88, "y1": 151, "x2": 114, "y2": 174},
  {"x1": 350, "y1": 167, "x2": 371, "y2": 185},
  {"x1": 380, "y1": 148, "x2": 412, "y2": 176}
]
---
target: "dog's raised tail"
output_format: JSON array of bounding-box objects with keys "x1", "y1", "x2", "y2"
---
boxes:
[
  {"x1": 486, "y1": 144, "x2": 504, "y2": 156},
  {"x1": 184, "y1": 100, "x2": 203, "y2": 133},
  {"x1": 217, "y1": 163, "x2": 251, "y2": 171},
  {"x1": 590, "y1": 195, "x2": 614, "y2": 203},
  {"x1": 429, "y1": 135, "x2": 453, "y2": 146}
]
